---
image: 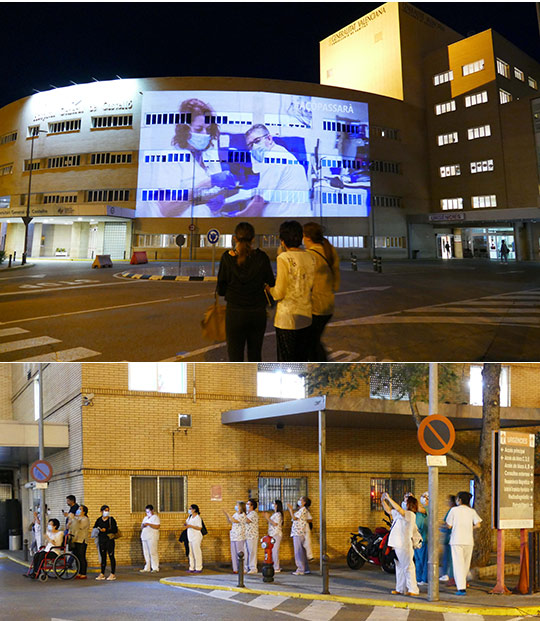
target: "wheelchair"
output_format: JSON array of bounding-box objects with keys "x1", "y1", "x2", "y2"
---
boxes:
[{"x1": 27, "y1": 533, "x2": 80, "y2": 582}]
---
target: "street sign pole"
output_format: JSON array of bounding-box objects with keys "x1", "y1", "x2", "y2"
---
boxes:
[
  {"x1": 428, "y1": 362, "x2": 439, "y2": 602},
  {"x1": 37, "y1": 364, "x2": 46, "y2": 542},
  {"x1": 212, "y1": 243, "x2": 216, "y2": 276}
]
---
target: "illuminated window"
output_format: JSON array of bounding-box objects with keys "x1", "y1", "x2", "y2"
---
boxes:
[
  {"x1": 439, "y1": 164, "x2": 461, "y2": 178},
  {"x1": 128, "y1": 362, "x2": 187, "y2": 393},
  {"x1": 91, "y1": 115, "x2": 133, "y2": 129},
  {"x1": 257, "y1": 364, "x2": 306, "y2": 399},
  {"x1": 467, "y1": 125, "x2": 491, "y2": 140},
  {"x1": 496, "y1": 58, "x2": 510, "y2": 78},
  {"x1": 472, "y1": 195, "x2": 497, "y2": 208},
  {"x1": 465, "y1": 91, "x2": 488, "y2": 107},
  {"x1": 514, "y1": 67, "x2": 525, "y2": 81},
  {"x1": 371, "y1": 478, "x2": 414, "y2": 511},
  {"x1": 435, "y1": 100, "x2": 456, "y2": 115},
  {"x1": 469, "y1": 365, "x2": 510, "y2": 406},
  {"x1": 528, "y1": 76, "x2": 538, "y2": 90},
  {"x1": 0, "y1": 162, "x2": 13, "y2": 176},
  {"x1": 462, "y1": 59, "x2": 485, "y2": 76},
  {"x1": 433, "y1": 70, "x2": 453, "y2": 86},
  {"x1": 33, "y1": 379, "x2": 40, "y2": 421},
  {"x1": 47, "y1": 154, "x2": 81, "y2": 169},
  {"x1": 441, "y1": 198, "x2": 463, "y2": 210},
  {"x1": 375, "y1": 236, "x2": 407, "y2": 249},
  {"x1": 470, "y1": 159, "x2": 494, "y2": 174},
  {"x1": 48, "y1": 120, "x2": 81, "y2": 134},
  {"x1": 499, "y1": 89, "x2": 513, "y2": 104},
  {"x1": 437, "y1": 132, "x2": 458, "y2": 146},
  {"x1": 326, "y1": 235, "x2": 366, "y2": 248},
  {"x1": 0, "y1": 131, "x2": 17, "y2": 145}
]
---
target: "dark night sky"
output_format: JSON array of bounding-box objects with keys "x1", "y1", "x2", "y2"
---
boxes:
[{"x1": 1, "y1": 2, "x2": 539, "y2": 109}]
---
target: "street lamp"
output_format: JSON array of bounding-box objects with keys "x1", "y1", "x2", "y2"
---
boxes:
[{"x1": 22, "y1": 126, "x2": 47, "y2": 265}]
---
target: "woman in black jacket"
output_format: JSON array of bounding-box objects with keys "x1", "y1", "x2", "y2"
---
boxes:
[
  {"x1": 93, "y1": 504, "x2": 119, "y2": 581},
  {"x1": 217, "y1": 222, "x2": 275, "y2": 361}
]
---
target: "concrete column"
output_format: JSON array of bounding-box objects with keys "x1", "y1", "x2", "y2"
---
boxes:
[
  {"x1": 69, "y1": 222, "x2": 90, "y2": 259},
  {"x1": 31, "y1": 223, "x2": 43, "y2": 257},
  {"x1": 5, "y1": 223, "x2": 25, "y2": 256},
  {"x1": 124, "y1": 220, "x2": 133, "y2": 261}
]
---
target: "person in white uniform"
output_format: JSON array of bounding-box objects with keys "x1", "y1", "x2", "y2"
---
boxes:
[
  {"x1": 245, "y1": 499, "x2": 260, "y2": 574},
  {"x1": 381, "y1": 492, "x2": 420, "y2": 597},
  {"x1": 223, "y1": 502, "x2": 247, "y2": 573},
  {"x1": 264, "y1": 500, "x2": 284, "y2": 572},
  {"x1": 140, "y1": 504, "x2": 160, "y2": 573},
  {"x1": 185, "y1": 503, "x2": 204, "y2": 573},
  {"x1": 238, "y1": 124, "x2": 311, "y2": 217},
  {"x1": 446, "y1": 491, "x2": 482, "y2": 596}
]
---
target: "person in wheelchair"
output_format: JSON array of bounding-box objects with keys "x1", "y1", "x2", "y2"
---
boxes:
[{"x1": 25, "y1": 518, "x2": 64, "y2": 579}]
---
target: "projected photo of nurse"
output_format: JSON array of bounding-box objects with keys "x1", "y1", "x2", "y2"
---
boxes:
[{"x1": 157, "y1": 98, "x2": 236, "y2": 217}]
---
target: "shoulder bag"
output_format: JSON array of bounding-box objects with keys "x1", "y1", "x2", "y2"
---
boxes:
[{"x1": 201, "y1": 292, "x2": 226, "y2": 341}]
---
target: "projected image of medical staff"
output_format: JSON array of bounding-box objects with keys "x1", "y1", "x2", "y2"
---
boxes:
[{"x1": 136, "y1": 90, "x2": 370, "y2": 218}]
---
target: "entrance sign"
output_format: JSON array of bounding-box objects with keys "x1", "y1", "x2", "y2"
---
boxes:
[
  {"x1": 417, "y1": 414, "x2": 455, "y2": 455},
  {"x1": 30, "y1": 460, "x2": 53, "y2": 483},
  {"x1": 492, "y1": 430, "x2": 535, "y2": 529}
]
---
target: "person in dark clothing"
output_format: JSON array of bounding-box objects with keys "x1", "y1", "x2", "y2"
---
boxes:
[
  {"x1": 93, "y1": 504, "x2": 118, "y2": 581},
  {"x1": 217, "y1": 222, "x2": 275, "y2": 361}
]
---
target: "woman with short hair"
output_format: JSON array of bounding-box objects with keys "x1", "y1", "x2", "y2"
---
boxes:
[
  {"x1": 185, "y1": 504, "x2": 203, "y2": 573},
  {"x1": 93, "y1": 504, "x2": 118, "y2": 581},
  {"x1": 217, "y1": 222, "x2": 275, "y2": 361}
]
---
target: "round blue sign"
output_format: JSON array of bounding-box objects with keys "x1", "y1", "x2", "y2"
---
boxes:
[
  {"x1": 30, "y1": 460, "x2": 53, "y2": 483},
  {"x1": 207, "y1": 229, "x2": 220, "y2": 244}
]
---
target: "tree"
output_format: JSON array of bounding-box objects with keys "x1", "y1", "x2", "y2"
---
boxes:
[{"x1": 307, "y1": 362, "x2": 501, "y2": 566}]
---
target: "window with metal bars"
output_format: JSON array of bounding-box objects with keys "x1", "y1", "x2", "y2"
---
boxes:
[
  {"x1": 370, "y1": 478, "x2": 415, "y2": 511},
  {"x1": 369, "y1": 365, "x2": 408, "y2": 400},
  {"x1": 91, "y1": 115, "x2": 133, "y2": 129},
  {"x1": 131, "y1": 476, "x2": 186, "y2": 512},
  {"x1": 258, "y1": 477, "x2": 308, "y2": 512}
]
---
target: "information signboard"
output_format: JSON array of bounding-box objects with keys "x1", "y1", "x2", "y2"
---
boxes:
[{"x1": 493, "y1": 430, "x2": 535, "y2": 529}]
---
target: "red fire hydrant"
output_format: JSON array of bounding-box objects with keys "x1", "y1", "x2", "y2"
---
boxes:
[{"x1": 260, "y1": 535, "x2": 275, "y2": 582}]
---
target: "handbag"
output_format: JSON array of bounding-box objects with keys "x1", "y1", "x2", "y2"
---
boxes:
[
  {"x1": 201, "y1": 520, "x2": 208, "y2": 536},
  {"x1": 91, "y1": 527, "x2": 100, "y2": 539},
  {"x1": 412, "y1": 523, "x2": 423, "y2": 550},
  {"x1": 201, "y1": 293, "x2": 226, "y2": 341}
]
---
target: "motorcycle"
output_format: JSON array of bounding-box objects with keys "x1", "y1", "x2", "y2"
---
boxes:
[{"x1": 347, "y1": 512, "x2": 396, "y2": 574}]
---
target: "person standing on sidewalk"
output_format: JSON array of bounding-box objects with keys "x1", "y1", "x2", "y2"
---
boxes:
[
  {"x1": 440, "y1": 494, "x2": 456, "y2": 582},
  {"x1": 264, "y1": 500, "x2": 283, "y2": 573},
  {"x1": 446, "y1": 491, "x2": 482, "y2": 596},
  {"x1": 245, "y1": 499, "x2": 259, "y2": 574},
  {"x1": 287, "y1": 496, "x2": 311, "y2": 576},
  {"x1": 223, "y1": 502, "x2": 247, "y2": 574},
  {"x1": 414, "y1": 492, "x2": 429, "y2": 585},
  {"x1": 140, "y1": 504, "x2": 160, "y2": 573},
  {"x1": 381, "y1": 492, "x2": 420, "y2": 597},
  {"x1": 69, "y1": 504, "x2": 89, "y2": 579},
  {"x1": 93, "y1": 505, "x2": 118, "y2": 581},
  {"x1": 185, "y1": 504, "x2": 203, "y2": 573}
]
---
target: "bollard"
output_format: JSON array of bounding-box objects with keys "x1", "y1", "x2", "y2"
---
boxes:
[
  {"x1": 13, "y1": 250, "x2": 16, "y2": 263},
  {"x1": 350, "y1": 253, "x2": 358, "y2": 271},
  {"x1": 237, "y1": 551, "x2": 245, "y2": 588},
  {"x1": 23, "y1": 538, "x2": 29, "y2": 562},
  {"x1": 377, "y1": 257, "x2": 382, "y2": 273},
  {"x1": 322, "y1": 553, "x2": 330, "y2": 595},
  {"x1": 8, "y1": 254, "x2": 12, "y2": 268},
  {"x1": 372, "y1": 256, "x2": 378, "y2": 272},
  {"x1": 155, "y1": 251, "x2": 158, "y2": 261}
]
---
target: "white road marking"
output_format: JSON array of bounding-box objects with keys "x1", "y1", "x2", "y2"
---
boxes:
[
  {"x1": 409, "y1": 307, "x2": 540, "y2": 314},
  {"x1": 297, "y1": 601, "x2": 344, "y2": 621},
  {"x1": 443, "y1": 613, "x2": 484, "y2": 621},
  {"x1": 335, "y1": 286, "x2": 391, "y2": 296},
  {"x1": 0, "y1": 327, "x2": 28, "y2": 337},
  {"x1": 0, "y1": 279, "x2": 143, "y2": 297},
  {"x1": 247, "y1": 594, "x2": 289, "y2": 610},
  {"x1": 15, "y1": 347, "x2": 101, "y2": 362},
  {"x1": 366, "y1": 607, "x2": 410, "y2": 621},
  {"x1": 0, "y1": 336, "x2": 60, "y2": 353},
  {"x1": 205, "y1": 590, "x2": 237, "y2": 600},
  {"x1": 327, "y1": 350, "x2": 360, "y2": 361},
  {"x1": 0, "y1": 273, "x2": 46, "y2": 281},
  {"x1": 333, "y1": 315, "x2": 540, "y2": 326}
]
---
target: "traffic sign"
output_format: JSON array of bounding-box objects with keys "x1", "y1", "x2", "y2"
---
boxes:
[
  {"x1": 417, "y1": 414, "x2": 455, "y2": 455},
  {"x1": 188, "y1": 223, "x2": 196, "y2": 232},
  {"x1": 175, "y1": 234, "x2": 186, "y2": 247},
  {"x1": 30, "y1": 460, "x2": 53, "y2": 483},
  {"x1": 207, "y1": 228, "x2": 220, "y2": 244}
]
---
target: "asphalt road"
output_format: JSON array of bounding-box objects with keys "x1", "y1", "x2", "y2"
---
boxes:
[{"x1": 1, "y1": 258, "x2": 540, "y2": 362}]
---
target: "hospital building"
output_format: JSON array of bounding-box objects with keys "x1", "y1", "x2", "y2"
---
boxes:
[
  {"x1": 0, "y1": 362, "x2": 538, "y2": 568},
  {"x1": 0, "y1": 2, "x2": 539, "y2": 262}
]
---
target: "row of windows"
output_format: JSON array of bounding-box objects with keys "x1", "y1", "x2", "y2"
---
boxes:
[
  {"x1": 435, "y1": 100, "x2": 456, "y2": 115},
  {"x1": 91, "y1": 152, "x2": 132, "y2": 165},
  {"x1": 372, "y1": 195, "x2": 402, "y2": 208},
  {"x1": 322, "y1": 120, "x2": 365, "y2": 136},
  {"x1": 321, "y1": 158, "x2": 365, "y2": 170},
  {"x1": 462, "y1": 59, "x2": 485, "y2": 76},
  {"x1": 47, "y1": 120, "x2": 81, "y2": 134},
  {"x1": 468, "y1": 124, "x2": 491, "y2": 140},
  {"x1": 91, "y1": 115, "x2": 133, "y2": 128},
  {"x1": 440, "y1": 164, "x2": 460, "y2": 177},
  {"x1": 465, "y1": 91, "x2": 488, "y2": 107},
  {"x1": 499, "y1": 90, "x2": 513, "y2": 104},
  {"x1": 0, "y1": 163, "x2": 13, "y2": 176},
  {"x1": 141, "y1": 188, "x2": 189, "y2": 202},
  {"x1": 375, "y1": 236, "x2": 407, "y2": 248},
  {"x1": 370, "y1": 160, "x2": 401, "y2": 174},
  {"x1": 441, "y1": 195, "x2": 497, "y2": 210},
  {"x1": 433, "y1": 70, "x2": 453, "y2": 86},
  {"x1": 28, "y1": 116, "x2": 134, "y2": 137},
  {"x1": 145, "y1": 112, "x2": 191, "y2": 126},
  {"x1": 370, "y1": 125, "x2": 399, "y2": 140},
  {"x1": 320, "y1": 191, "x2": 364, "y2": 206},
  {"x1": 437, "y1": 131, "x2": 459, "y2": 146},
  {"x1": 439, "y1": 159, "x2": 495, "y2": 177},
  {"x1": 47, "y1": 155, "x2": 81, "y2": 169},
  {"x1": 497, "y1": 58, "x2": 537, "y2": 89},
  {"x1": 144, "y1": 152, "x2": 191, "y2": 164},
  {"x1": 43, "y1": 193, "x2": 78, "y2": 204},
  {"x1": 87, "y1": 189, "x2": 130, "y2": 202},
  {"x1": 22, "y1": 152, "x2": 133, "y2": 170},
  {"x1": 0, "y1": 131, "x2": 17, "y2": 146}
]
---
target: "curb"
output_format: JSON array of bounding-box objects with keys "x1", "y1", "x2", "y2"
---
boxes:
[
  {"x1": 120, "y1": 271, "x2": 217, "y2": 282},
  {"x1": 159, "y1": 577, "x2": 540, "y2": 617},
  {"x1": 0, "y1": 263, "x2": 35, "y2": 272}
]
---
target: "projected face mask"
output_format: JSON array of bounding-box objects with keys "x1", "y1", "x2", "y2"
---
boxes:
[
  {"x1": 251, "y1": 145, "x2": 266, "y2": 163},
  {"x1": 188, "y1": 131, "x2": 211, "y2": 151}
]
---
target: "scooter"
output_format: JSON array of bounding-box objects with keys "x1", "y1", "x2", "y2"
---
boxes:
[{"x1": 347, "y1": 513, "x2": 395, "y2": 574}]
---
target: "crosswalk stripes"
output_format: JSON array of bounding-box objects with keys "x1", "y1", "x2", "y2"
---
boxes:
[
  {"x1": 366, "y1": 607, "x2": 409, "y2": 620},
  {"x1": 297, "y1": 600, "x2": 343, "y2": 620},
  {"x1": 0, "y1": 326, "x2": 100, "y2": 362},
  {"x1": 331, "y1": 288, "x2": 540, "y2": 330}
]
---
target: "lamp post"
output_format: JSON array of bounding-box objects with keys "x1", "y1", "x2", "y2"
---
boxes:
[{"x1": 22, "y1": 127, "x2": 46, "y2": 265}]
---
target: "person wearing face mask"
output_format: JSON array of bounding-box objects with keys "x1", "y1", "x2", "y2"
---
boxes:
[
  {"x1": 93, "y1": 504, "x2": 119, "y2": 581},
  {"x1": 26, "y1": 518, "x2": 64, "y2": 579},
  {"x1": 184, "y1": 504, "x2": 203, "y2": 573},
  {"x1": 152, "y1": 98, "x2": 236, "y2": 218},
  {"x1": 238, "y1": 124, "x2": 311, "y2": 218},
  {"x1": 266, "y1": 221, "x2": 315, "y2": 362},
  {"x1": 414, "y1": 492, "x2": 429, "y2": 586},
  {"x1": 69, "y1": 504, "x2": 89, "y2": 579},
  {"x1": 263, "y1": 500, "x2": 284, "y2": 573},
  {"x1": 287, "y1": 497, "x2": 311, "y2": 576},
  {"x1": 223, "y1": 502, "x2": 247, "y2": 574},
  {"x1": 244, "y1": 499, "x2": 259, "y2": 574},
  {"x1": 140, "y1": 504, "x2": 160, "y2": 573}
]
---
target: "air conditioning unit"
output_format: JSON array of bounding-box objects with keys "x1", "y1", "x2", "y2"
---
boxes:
[{"x1": 178, "y1": 414, "x2": 192, "y2": 428}]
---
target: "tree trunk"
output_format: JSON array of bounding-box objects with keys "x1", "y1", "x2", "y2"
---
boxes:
[{"x1": 472, "y1": 363, "x2": 501, "y2": 567}]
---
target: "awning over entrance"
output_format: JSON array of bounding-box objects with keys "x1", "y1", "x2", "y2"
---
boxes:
[{"x1": 0, "y1": 421, "x2": 69, "y2": 467}]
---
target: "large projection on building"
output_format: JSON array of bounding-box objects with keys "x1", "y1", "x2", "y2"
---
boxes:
[{"x1": 136, "y1": 90, "x2": 369, "y2": 218}]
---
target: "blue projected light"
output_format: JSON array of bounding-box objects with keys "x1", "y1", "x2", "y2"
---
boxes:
[{"x1": 136, "y1": 90, "x2": 370, "y2": 218}]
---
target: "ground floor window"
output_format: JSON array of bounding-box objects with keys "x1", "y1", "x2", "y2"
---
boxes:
[
  {"x1": 258, "y1": 476, "x2": 308, "y2": 512},
  {"x1": 131, "y1": 476, "x2": 187, "y2": 512},
  {"x1": 370, "y1": 478, "x2": 415, "y2": 511}
]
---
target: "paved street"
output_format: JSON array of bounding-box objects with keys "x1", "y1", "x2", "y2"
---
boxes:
[{"x1": 1, "y1": 259, "x2": 540, "y2": 362}]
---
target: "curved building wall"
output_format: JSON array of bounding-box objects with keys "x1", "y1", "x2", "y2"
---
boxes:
[{"x1": 0, "y1": 77, "x2": 430, "y2": 260}]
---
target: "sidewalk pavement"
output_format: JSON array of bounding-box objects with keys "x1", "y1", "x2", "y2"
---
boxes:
[{"x1": 5, "y1": 550, "x2": 537, "y2": 616}]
